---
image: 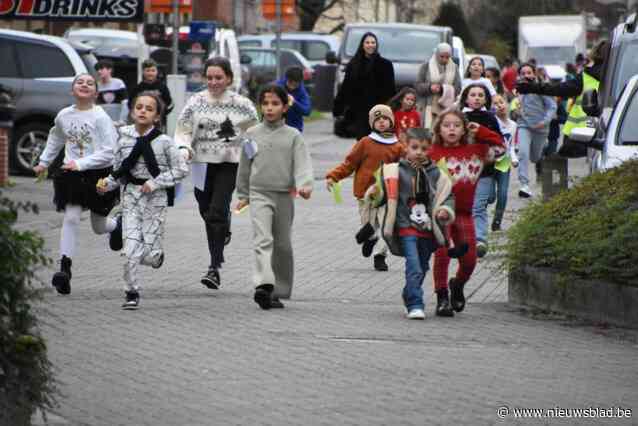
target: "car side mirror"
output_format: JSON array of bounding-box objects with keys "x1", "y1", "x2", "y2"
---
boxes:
[
  {"x1": 582, "y1": 89, "x2": 600, "y2": 117},
  {"x1": 325, "y1": 51, "x2": 338, "y2": 64},
  {"x1": 570, "y1": 127, "x2": 604, "y2": 150},
  {"x1": 240, "y1": 54, "x2": 252, "y2": 65}
]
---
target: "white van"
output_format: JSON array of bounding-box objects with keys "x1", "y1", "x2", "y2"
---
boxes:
[{"x1": 210, "y1": 29, "x2": 242, "y2": 93}]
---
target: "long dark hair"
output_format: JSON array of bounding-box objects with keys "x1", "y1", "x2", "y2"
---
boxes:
[
  {"x1": 432, "y1": 108, "x2": 470, "y2": 146},
  {"x1": 460, "y1": 83, "x2": 492, "y2": 110},
  {"x1": 388, "y1": 87, "x2": 417, "y2": 112},
  {"x1": 130, "y1": 90, "x2": 165, "y2": 122},
  {"x1": 349, "y1": 32, "x2": 379, "y2": 78},
  {"x1": 464, "y1": 56, "x2": 486, "y2": 79}
]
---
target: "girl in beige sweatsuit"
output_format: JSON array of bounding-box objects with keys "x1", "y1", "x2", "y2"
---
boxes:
[{"x1": 235, "y1": 85, "x2": 313, "y2": 310}]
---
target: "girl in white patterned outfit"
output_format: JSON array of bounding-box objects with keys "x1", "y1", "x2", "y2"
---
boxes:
[
  {"x1": 33, "y1": 73, "x2": 120, "y2": 295},
  {"x1": 175, "y1": 57, "x2": 258, "y2": 290},
  {"x1": 98, "y1": 92, "x2": 189, "y2": 309}
]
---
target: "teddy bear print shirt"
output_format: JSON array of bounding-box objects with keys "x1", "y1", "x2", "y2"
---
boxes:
[
  {"x1": 38, "y1": 105, "x2": 117, "y2": 171},
  {"x1": 174, "y1": 89, "x2": 258, "y2": 164}
]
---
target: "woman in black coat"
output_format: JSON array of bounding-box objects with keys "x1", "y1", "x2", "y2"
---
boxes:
[{"x1": 333, "y1": 32, "x2": 396, "y2": 139}]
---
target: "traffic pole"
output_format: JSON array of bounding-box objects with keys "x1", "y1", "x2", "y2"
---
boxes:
[
  {"x1": 172, "y1": 0, "x2": 180, "y2": 75},
  {"x1": 275, "y1": 0, "x2": 282, "y2": 80}
]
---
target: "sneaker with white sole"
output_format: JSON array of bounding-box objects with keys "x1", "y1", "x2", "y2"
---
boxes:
[
  {"x1": 518, "y1": 185, "x2": 532, "y2": 198},
  {"x1": 406, "y1": 309, "x2": 425, "y2": 320},
  {"x1": 476, "y1": 240, "x2": 488, "y2": 258}
]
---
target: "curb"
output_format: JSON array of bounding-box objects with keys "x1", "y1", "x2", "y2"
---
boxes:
[{"x1": 509, "y1": 266, "x2": 638, "y2": 329}]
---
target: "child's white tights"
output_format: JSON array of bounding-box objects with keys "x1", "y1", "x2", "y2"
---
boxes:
[{"x1": 60, "y1": 205, "x2": 116, "y2": 258}]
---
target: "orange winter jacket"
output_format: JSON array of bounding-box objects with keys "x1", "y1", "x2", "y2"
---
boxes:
[{"x1": 326, "y1": 136, "x2": 405, "y2": 199}]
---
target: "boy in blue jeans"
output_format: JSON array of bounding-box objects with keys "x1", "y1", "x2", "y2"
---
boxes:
[{"x1": 362, "y1": 128, "x2": 455, "y2": 319}]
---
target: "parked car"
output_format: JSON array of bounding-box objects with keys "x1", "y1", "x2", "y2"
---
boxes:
[
  {"x1": 477, "y1": 54, "x2": 500, "y2": 71},
  {"x1": 593, "y1": 13, "x2": 638, "y2": 112},
  {"x1": 571, "y1": 74, "x2": 638, "y2": 173},
  {"x1": 65, "y1": 28, "x2": 152, "y2": 90},
  {"x1": 240, "y1": 47, "x2": 315, "y2": 101},
  {"x1": 0, "y1": 29, "x2": 95, "y2": 174},
  {"x1": 335, "y1": 23, "x2": 453, "y2": 94},
  {"x1": 238, "y1": 33, "x2": 340, "y2": 67}
]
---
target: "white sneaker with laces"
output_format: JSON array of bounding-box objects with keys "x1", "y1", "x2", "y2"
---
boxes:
[
  {"x1": 519, "y1": 184, "x2": 532, "y2": 198},
  {"x1": 407, "y1": 309, "x2": 425, "y2": 320}
]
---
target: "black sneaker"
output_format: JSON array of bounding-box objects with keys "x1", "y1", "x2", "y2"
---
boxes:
[
  {"x1": 201, "y1": 268, "x2": 220, "y2": 290},
  {"x1": 109, "y1": 215, "x2": 123, "y2": 251},
  {"x1": 476, "y1": 241, "x2": 488, "y2": 258},
  {"x1": 254, "y1": 284, "x2": 274, "y2": 310},
  {"x1": 270, "y1": 297, "x2": 285, "y2": 309},
  {"x1": 51, "y1": 255, "x2": 72, "y2": 295},
  {"x1": 362, "y1": 237, "x2": 378, "y2": 258},
  {"x1": 224, "y1": 231, "x2": 232, "y2": 246},
  {"x1": 122, "y1": 291, "x2": 139, "y2": 310},
  {"x1": 373, "y1": 254, "x2": 388, "y2": 271},
  {"x1": 449, "y1": 278, "x2": 466, "y2": 312},
  {"x1": 152, "y1": 252, "x2": 164, "y2": 269},
  {"x1": 491, "y1": 218, "x2": 502, "y2": 232},
  {"x1": 436, "y1": 289, "x2": 454, "y2": 317}
]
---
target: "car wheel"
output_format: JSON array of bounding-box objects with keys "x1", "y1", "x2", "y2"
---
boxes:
[{"x1": 11, "y1": 123, "x2": 50, "y2": 175}]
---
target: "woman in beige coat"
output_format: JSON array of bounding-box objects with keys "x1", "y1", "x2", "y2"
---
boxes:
[{"x1": 415, "y1": 43, "x2": 461, "y2": 128}]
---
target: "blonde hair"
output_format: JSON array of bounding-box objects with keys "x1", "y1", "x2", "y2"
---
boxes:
[{"x1": 432, "y1": 107, "x2": 470, "y2": 146}]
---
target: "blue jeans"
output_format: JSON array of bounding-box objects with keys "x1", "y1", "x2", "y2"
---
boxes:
[
  {"x1": 472, "y1": 176, "x2": 495, "y2": 243},
  {"x1": 400, "y1": 236, "x2": 437, "y2": 310},
  {"x1": 493, "y1": 169, "x2": 510, "y2": 223}
]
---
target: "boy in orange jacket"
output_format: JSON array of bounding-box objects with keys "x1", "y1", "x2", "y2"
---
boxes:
[{"x1": 326, "y1": 104, "x2": 404, "y2": 271}]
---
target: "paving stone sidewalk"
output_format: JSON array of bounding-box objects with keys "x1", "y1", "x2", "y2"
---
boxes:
[{"x1": 6, "y1": 117, "x2": 637, "y2": 425}]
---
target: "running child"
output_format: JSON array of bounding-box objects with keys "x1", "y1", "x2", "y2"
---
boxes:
[
  {"x1": 491, "y1": 94, "x2": 519, "y2": 231},
  {"x1": 235, "y1": 84, "x2": 313, "y2": 310},
  {"x1": 462, "y1": 57, "x2": 497, "y2": 98},
  {"x1": 326, "y1": 104, "x2": 404, "y2": 272},
  {"x1": 97, "y1": 91, "x2": 189, "y2": 309},
  {"x1": 459, "y1": 83, "x2": 505, "y2": 258},
  {"x1": 366, "y1": 127, "x2": 455, "y2": 319},
  {"x1": 427, "y1": 108, "x2": 504, "y2": 316},
  {"x1": 389, "y1": 87, "x2": 421, "y2": 145},
  {"x1": 514, "y1": 63, "x2": 556, "y2": 198},
  {"x1": 33, "y1": 73, "x2": 120, "y2": 295}
]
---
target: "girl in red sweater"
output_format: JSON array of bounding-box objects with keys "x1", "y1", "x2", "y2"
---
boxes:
[
  {"x1": 427, "y1": 108, "x2": 504, "y2": 316},
  {"x1": 389, "y1": 87, "x2": 421, "y2": 145}
]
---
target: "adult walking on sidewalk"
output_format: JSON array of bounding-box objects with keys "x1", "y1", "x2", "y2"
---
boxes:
[
  {"x1": 175, "y1": 57, "x2": 258, "y2": 290},
  {"x1": 332, "y1": 32, "x2": 396, "y2": 140},
  {"x1": 516, "y1": 40, "x2": 608, "y2": 159},
  {"x1": 415, "y1": 43, "x2": 460, "y2": 128}
]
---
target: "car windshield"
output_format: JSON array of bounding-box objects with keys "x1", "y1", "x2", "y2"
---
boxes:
[
  {"x1": 68, "y1": 34, "x2": 135, "y2": 50},
  {"x1": 612, "y1": 40, "x2": 638, "y2": 102},
  {"x1": 344, "y1": 28, "x2": 442, "y2": 63},
  {"x1": 617, "y1": 84, "x2": 638, "y2": 145},
  {"x1": 528, "y1": 46, "x2": 575, "y2": 66}
]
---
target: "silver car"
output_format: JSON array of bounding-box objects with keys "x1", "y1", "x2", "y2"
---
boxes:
[{"x1": 0, "y1": 29, "x2": 95, "y2": 174}]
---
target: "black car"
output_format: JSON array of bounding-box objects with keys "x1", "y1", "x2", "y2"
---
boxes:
[{"x1": 240, "y1": 47, "x2": 315, "y2": 101}]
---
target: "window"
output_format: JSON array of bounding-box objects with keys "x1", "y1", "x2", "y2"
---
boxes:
[
  {"x1": 613, "y1": 40, "x2": 638, "y2": 102},
  {"x1": 0, "y1": 39, "x2": 19, "y2": 78},
  {"x1": 239, "y1": 40, "x2": 262, "y2": 48},
  {"x1": 17, "y1": 42, "x2": 74, "y2": 78},
  {"x1": 304, "y1": 41, "x2": 330, "y2": 61},
  {"x1": 243, "y1": 50, "x2": 264, "y2": 66},
  {"x1": 618, "y1": 86, "x2": 638, "y2": 145},
  {"x1": 345, "y1": 28, "x2": 442, "y2": 63}
]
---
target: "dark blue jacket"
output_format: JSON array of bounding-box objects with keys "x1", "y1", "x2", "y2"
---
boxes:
[{"x1": 276, "y1": 77, "x2": 311, "y2": 132}]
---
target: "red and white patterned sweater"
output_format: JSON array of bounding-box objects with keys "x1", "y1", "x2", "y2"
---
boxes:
[{"x1": 427, "y1": 126, "x2": 504, "y2": 214}]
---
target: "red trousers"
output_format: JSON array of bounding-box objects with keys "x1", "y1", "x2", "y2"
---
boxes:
[{"x1": 433, "y1": 212, "x2": 477, "y2": 291}]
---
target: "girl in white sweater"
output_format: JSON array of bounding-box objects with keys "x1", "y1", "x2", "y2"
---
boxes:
[
  {"x1": 33, "y1": 74, "x2": 119, "y2": 295},
  {"x1": 175, "y1": 57, "x2": 258, "y2": 290}
]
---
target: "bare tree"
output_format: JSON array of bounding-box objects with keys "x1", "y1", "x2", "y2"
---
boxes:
[{"x1": 297, "y1": 0, "x2": 342, "y2": 30}]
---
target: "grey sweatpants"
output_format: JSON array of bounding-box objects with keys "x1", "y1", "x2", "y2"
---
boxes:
[
  {"x1": 122, "y1": 185, "x2": 167, "y2": 292},
  {"x1": 250, "y1": 190, "x2": 295, "y2": 299}
]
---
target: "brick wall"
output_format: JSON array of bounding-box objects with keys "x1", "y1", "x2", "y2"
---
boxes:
[{"x1": 0, "y1": 128, "x2": 8, "y2": 186}]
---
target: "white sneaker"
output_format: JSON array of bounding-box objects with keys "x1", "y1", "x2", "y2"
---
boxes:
[
  {"x1": 518, "y1": 184, "x2": 532, "y2": 198},
  {"x1": 407, "y1": 309, "x2": 425, "y2": 320}
]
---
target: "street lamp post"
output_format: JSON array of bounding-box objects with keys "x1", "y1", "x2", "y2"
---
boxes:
[{"x1": 172, "y1": 0, "x2": 180, "y2": 75}]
